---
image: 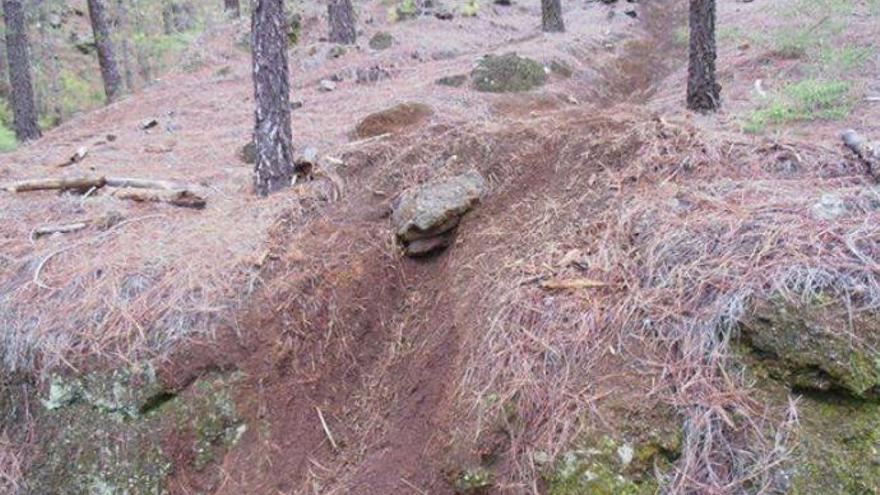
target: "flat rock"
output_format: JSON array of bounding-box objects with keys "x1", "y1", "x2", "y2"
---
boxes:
[{"x1": 392, "y1": 171, "x2": 486, "y2": 256}]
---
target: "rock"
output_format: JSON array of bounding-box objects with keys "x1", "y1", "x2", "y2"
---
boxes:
[
  {"x1": 140, "y1": 118, "x2": 159, "y2": 130},
  {"x1": 431, "y1": 48, "x2": 460, "y2": 61},
  {"x1": 392, "y1": 171, "x2": 486, "y2": 256},
  {"x1": 548, "y1": 59, "x2": 574, "y2": 78},
  {"x1": 356, "y1": 65, "x2": 391, "y2": 84},
  {"x1": 239, "y1": 142, "x2": 256, "y2": 164},
  {"x1": 319, "y1": 79, "x2": 337, "y2": 92},
  {"x1": 369, "y1": 31, "x2": 394, "y2": 50},
  {"x1": 436, "y1": 74, "x2": 468, "y2": 87},
  {"x1": 471, "y1": 53, "x2": 547, "y2": 93},
  {"x1": 328, "y1": 44, "x2": 346, "y2": 58},
  {"x1": 355, "y1": 102, "x2": 433, "y2": 139},
  {"x1": 741, "y1": 297, "x2": 880, "y2": 398},
  {"x1": 810, "y1": 193, "x2": 847, "y2": 220},
  {"x1": 290, "y1": 100, "x2": 304, "y2": 110}
]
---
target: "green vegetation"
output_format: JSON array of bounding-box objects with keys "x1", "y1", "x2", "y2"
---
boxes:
[
  {"x1": 745, "y1": 79, "x2": 852, "y2": 134},
  {"x1": 741, "y1": 0, "x2": 874, "y2": 133}
]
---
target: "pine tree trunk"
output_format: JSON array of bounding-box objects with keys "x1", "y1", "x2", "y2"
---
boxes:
[
  {"x1": 225, "y1": 0, "x2": 240, "y2": 18},
  {"x1": 541, "y1": 0, "x2": 564, "y2": 33},
  {"x1": 36, "y1": 0, "x2": 64, "y2": 125},
  {"x1": 328, "y1": 0, "x2": 356, "y2": 44},
  {"x1": 114, "y1": 0, "x2": 136, "y2": 92},
  {"x1": 686, "y1": 0, "x2": 720, "y2": 112},
  {"x1": 87, "y1": 0, "x2": 123, "y2": 102},
  {"x1": 251, "y1": 0, "x2": 293, "y2": 196},
  {"x1": 3, "y1": 0, "x2": 41, "y2": 142},
  {"x1": 0, "y1": 32, "x2": 10, "y2": 99}
]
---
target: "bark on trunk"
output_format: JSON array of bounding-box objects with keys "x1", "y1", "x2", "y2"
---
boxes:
[
  {"x1": 87, "y1": 0, "x2": 123, "y2": 102},
  {"x1": 686, "y1": 0, "x2": 720, "y2": 112},
  {"x1": 225, "y1": 0, "x2": 240, "y2": 18},
  {"x1": 3, "y1": 0, "x2": 40, "y2": 142},
  {"x1": 114, "y1": 0, "x2": 136, "y2": 92},
  {"x1": 328, "y1": 0, "x2": 356, "y2": 44},
  {"x1": 251, "y1": 0, "x2": 294, "y2": 196},
  {"x1": 36, "y1": 0, "x2": 64, "y2": 125},
  {"x1": 541, "y1": 0, "x2": 564, "y2": 33},
  {"x1": 0, "y1": 30, "x2": 10, "y2": 99}
]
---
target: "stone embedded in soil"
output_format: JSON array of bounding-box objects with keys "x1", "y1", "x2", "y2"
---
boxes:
[
  {"x1": 392, "y1": 171, "x2": 486, "y2": 256},
  {"x1": 471, "y1": 52, "x2": 547, "y2": 93},
  {"x1": 740, "y1": 296, "x2": 880, "y2": 398},
  {"x1": 436, "y1": 74, "x2": 468, "y2": 87},
  {"x1": 239, "y1": 141, "x2": 257, "y2": 164},
  {"x1": 369, "y1": 31, "x2": 394, "y2": 50},
  {"x1": 355, "y1": 101, "x2": 434, "y2": 139},
  {"x1": 356, "y1": 65, "x2": 391, "y2": 84}
]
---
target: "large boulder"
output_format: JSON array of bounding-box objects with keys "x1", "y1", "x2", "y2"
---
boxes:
[
  {"x1": 392, "y1": 172, "x2": 486, "y2": 256},
  {"x1": 471, "y1": 53, "x2": 547, "y2": 93}
]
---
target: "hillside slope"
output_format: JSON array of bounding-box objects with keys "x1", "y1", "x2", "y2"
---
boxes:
[{"x1": 3, "y1": 0, "x2": 880, "y2": 494}]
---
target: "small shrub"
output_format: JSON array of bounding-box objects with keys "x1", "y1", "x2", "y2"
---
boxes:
[
  {"x1": 471, "y1": 53, "x2": 547, "y2": 93},
  {"x1": 461, "y1": 0, "x2": 480, "y2": 17}
]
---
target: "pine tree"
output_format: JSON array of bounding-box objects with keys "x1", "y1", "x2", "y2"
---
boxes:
[
  {"x1": 3, "y1": 0, "x2": 40, "y2": 141},
  {"x1": 87, "y1": 0, "x2": 124, "y2": 102},
  {"x1": 541, "y1": 0, "x2": 564, "y2": 33},
  {"x1": 251, "y1": 0, "x2": 293, "y2": 196},
  {"x1": 686, "y1": 0, "x2": 720, "y2": 112},
  {"x1": 328, "y1": 0, "x2": 356, "y2": 44}
]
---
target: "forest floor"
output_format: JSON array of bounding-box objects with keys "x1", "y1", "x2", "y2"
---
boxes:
[{"x1": 2, "y1": 0, "x2": 880, "y2": 493}]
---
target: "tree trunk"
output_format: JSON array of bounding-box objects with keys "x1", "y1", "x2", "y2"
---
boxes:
[
  {"x1": 686, "y1": 0, "x2": 720, "y2": 112},
  {"x1": 87, "y1": 0, "x2": 123, "y2": 102},
  {"x1": 0, "y1": 32, "x2": 10, "y2": 99},
  {"x1": 3, "y1": 0, "x2": 40, "y2": 142},
  {"x1": 251, "y1": 0, "x2": 293, "y2": 196},
  {"x1": 328, "y1": 0, "x2": 356, "y2": 44},
  {"x1": 114, "y1": 0, "x2": 136, "y2": 92},
  {"x1": 36, "y1": 0, "x2": 64, "y2": 125},
  {"x1": 225, "y1": 0, "x2": 240, "y2": 18},
  {"x1": 541, "y1": 0, "x2": 564, "y2": 33}
]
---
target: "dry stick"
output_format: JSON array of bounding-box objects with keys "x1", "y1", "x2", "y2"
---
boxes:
[
  {"x1": 315, "y1": 407, "x2": 340, "y2": 452},
  {"x1": 31, "y1": 222, "x2": 89, "y2": 239},
  {"x1": 3, "y1": 176, "x2": 106, "y2": 192},
  {"x1": 342, "y1": 132, "x2": 391, "y2": 148},
  {"x1": 105, "y1": 177, "x2": 189, "y2": 190},
  {"x1": 32, "y1": 214, "x2": 166, "y2": 290},
  {"x1": 111, "y1": 188, "x2": 207, "y2": 209},
  {"x1": 400, "y1": 477, "x2": 429, "y2": 495}
]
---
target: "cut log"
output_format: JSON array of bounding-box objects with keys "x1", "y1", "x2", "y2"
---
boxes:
[
  {"x1": 112, "y1": 187, "x2": 206, "y2": 209},
  {"x1": 105, "y1": 177, "x2": 189, "y2": 190},
  {"x1": 3, "y1": 176, "x2": 106, "y2": 193}
]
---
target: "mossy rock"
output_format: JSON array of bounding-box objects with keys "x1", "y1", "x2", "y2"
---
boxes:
[
  {"x1": 740, "y1": 296, "x2": 880, "y2": 398},
  {"x1": 471, "y1": 53, "x2": 547, "y2": 93},
  {"x1": 547, "y1": 406, "x2": 682, "y2": 495},
  {"x1": 369, "y1": 31, "x2": 394, "y2": 50},
  {"x1": 25, "y1": 366, "x2": 245, "y2": 493},
  {"x1": 736, "y1": 353, "x2": 880, "y2": 494}
]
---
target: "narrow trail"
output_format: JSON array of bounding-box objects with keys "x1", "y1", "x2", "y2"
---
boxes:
[{"x1": 161, "y1": 3, "x2": 690, "y2": 494}]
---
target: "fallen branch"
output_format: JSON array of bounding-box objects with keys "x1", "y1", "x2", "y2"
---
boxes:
[
  {"x1": 31, "y1": 213, "x2": 125, "y2": 240},
  {"x1": 539, "y1": 277, "x2": 608, "y2": 291},
  {"x1": 840, "y1": 129, "x2": 879, "y2": 180},
  {"x1": 3, "y1": 175, "x2": 106, "y2": 193},
  {"x1": 32, "y1": 222, "x2": 88, "y2": 239},
  {"x1": 105, "y1": 177, "x2": 189, "y2": 190},
  {"x1": 112, "y1": 188, "x2": 206, "y2": 209},
  {"x1": 57, "y1": 146, "x2": 88, "y2": 168}
]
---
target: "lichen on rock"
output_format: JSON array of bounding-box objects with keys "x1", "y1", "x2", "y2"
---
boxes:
[
  {"x1": 740, "y1": 296, "x2": 880, "y2": 398},
  {"x1": 25, "y1": 365, "x2": 245, "y2": 493}
]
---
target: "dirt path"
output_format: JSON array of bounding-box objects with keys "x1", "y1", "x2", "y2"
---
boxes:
[{"x1": 159, "y1": 3, "x2": 689, "y2": 494}]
